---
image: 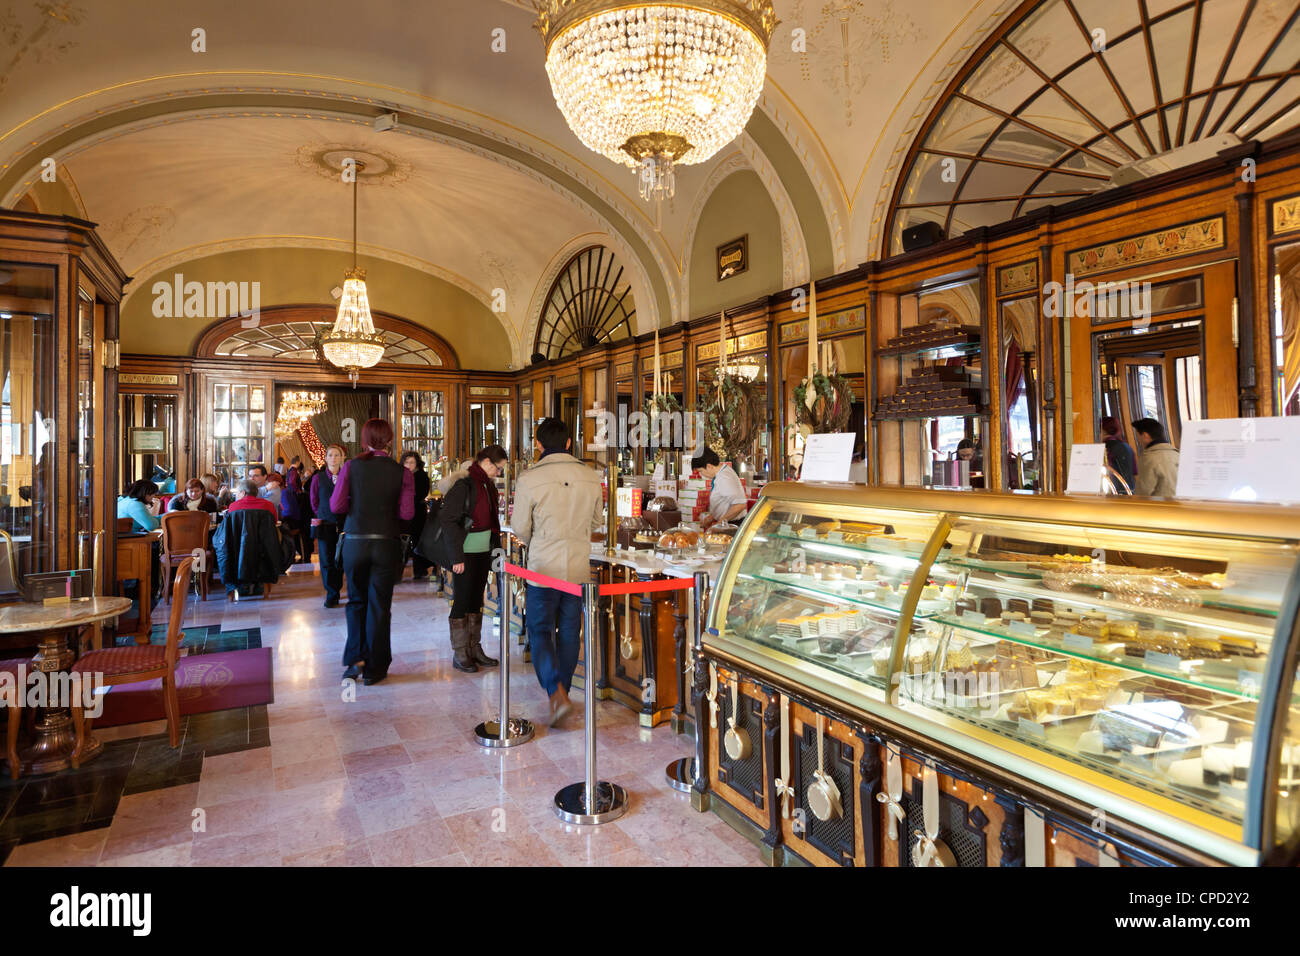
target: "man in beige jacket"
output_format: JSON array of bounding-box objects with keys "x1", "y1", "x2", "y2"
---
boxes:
[
  {"x1": 511, "y1": 417, "x2": 604, "y2": 725},
  {"x1": 1132, "y1": 417, "x2": 1180, "y2": 497}
]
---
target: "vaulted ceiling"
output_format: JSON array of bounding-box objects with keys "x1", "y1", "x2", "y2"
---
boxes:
[{"x1": 1, "y1": 0, "x2": 1295, "y2": 369}]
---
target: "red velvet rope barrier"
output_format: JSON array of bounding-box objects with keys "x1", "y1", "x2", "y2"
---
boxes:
[
  {"x1": 502, "y1": 563, "x2": 696, "y2": 598},
  {"x1": 502, "y1": 563, "x2": 582, "y2": 597},
  {"x1": 598, "y1": 577, "x2": 696, "y2": 596}
]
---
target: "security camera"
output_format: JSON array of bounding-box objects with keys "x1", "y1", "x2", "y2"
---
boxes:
[{"x1": 374, "y1": 112, "x2": 399, "y2": 132}]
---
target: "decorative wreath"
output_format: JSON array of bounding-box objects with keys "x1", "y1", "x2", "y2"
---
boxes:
[
  {"x1": 700, "y1": 374, "x2": 763, "y2": 466},
  {"x1": 793, "y1": 371, "x2": 854, "y2": 434}
]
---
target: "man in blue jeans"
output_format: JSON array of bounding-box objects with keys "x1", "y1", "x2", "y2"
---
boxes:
[{"x1": 510, "y1": 418, "x2": 604, "y2": 727}]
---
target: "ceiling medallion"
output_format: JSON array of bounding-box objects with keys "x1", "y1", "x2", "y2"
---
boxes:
[
  {"x1": 295, "y1": 143, "x2": 412, "y2": 186},
  {"x1": 535, "y1": 0, "x2": 778, "y2": 205}
]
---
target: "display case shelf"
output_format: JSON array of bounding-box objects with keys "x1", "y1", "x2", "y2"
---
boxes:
[
  {"x1": 736, "y1": 570, "x2": 942, "y2": 619},
  {"x1": 927, "y1": 613, "x2": 1263, "y2": 701}
]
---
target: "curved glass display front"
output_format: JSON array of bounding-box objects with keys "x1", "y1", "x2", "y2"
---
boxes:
[{"x1": 706, "y1": 484, "x2": 1300, "y2": 859}]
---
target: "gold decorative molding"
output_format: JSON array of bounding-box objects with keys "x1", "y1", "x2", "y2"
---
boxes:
[
  {"x1": 1273, "y1": 197, "x2": 1300, "y2": 236},
  {"x1": 779, "y1": 306, "x2": 865, "y2": 343},
  {"x1": 469, "y1": 385, "x2": 511, "y2": 397},
  {"x1": 120, "y1": 373, "x2": 178, "y2": 386},
  {"x1": 697, "y1": 331, "x2": 767, "y2": 362},
  {"x1": 996, "y1": 260, "x2": 1038, "y2": 297},
  {"x1": 1068, "y1": 217, "x2": 1225, "y2": 277}
]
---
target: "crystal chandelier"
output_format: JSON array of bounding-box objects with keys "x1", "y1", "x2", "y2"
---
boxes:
[
  {"x1": 535, "y1": 1, "x2": 778, "y2": 203},
  {"x1": 322, "y1": 160, "x2": 386, "y2": 385},
  {"x1": 279, "y1": 390, "x2": 327, "y2": 422}
]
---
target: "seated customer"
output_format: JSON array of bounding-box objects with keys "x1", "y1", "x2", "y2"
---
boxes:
[
  {"x1": 213, "y1": 479, "x2": 286, "y2": 597},
  {"x1": 117, "y1": 479, "x2": 161, "y2": 532},
  {"x1": 168, "y1": 477, "x2": 218, "y2": 513}
]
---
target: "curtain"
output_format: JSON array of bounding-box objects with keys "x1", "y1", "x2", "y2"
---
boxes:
[{"x1": 301, "y1": 392, "x2": 377, "y2": 458}]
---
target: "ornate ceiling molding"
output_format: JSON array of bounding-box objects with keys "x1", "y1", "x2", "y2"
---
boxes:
[{"x1": 0, "y1": 80, "x2": 681, "y2": 329}]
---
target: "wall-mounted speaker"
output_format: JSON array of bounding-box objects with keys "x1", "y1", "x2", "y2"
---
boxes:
[{"x1": 902, "y1": 221, "x2": 946, "y2": 252}]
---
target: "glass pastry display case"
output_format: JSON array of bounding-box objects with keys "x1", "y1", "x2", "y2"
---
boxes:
[{"x1": 704, "y1": 482, "x2": 1300, "y2": 864}]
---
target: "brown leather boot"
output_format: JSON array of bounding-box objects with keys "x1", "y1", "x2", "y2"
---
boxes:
[
  {"x1": 548, "y1": 686, "x2": 573, "y2": 727},
  {"x1": 465, "y1": 612, "x2": 499, "y2": 667},
  {"x1": 449, "y1": 616, "x2": 477, "y2": 673}
]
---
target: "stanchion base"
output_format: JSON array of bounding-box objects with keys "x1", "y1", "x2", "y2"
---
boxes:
[
  {"x1": 665, "y1": 756, "x2": 695, "y2": 793},
  {"x1": 553, "y1": 781, "x2": 628, "y2": 825},
  {"x1": 474, "y1": 718, "x2": 535, "y2": 748}
]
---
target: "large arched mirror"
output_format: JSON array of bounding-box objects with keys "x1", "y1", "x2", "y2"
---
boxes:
[
  {"x1": 1272, "y1": 242, "x2": 1300, "y2": 417},
  {"x1": 1000, "y1": 296, "x2": 1040, "y2": 490}
]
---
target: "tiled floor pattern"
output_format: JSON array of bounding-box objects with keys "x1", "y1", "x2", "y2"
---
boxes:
[{"x1": 4, "y1": 563, "x2": 760, "y2": 866}]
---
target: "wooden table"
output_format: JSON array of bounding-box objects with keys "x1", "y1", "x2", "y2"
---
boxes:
[
  {"x1": 116, "y1": 529, "x2": 162, "y2": 644},
  {"x1": 0, "y1": 596, "x2": 133, "y2": 773}
]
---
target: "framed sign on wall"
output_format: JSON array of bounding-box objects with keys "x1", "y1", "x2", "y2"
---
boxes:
[
  {"x1": 129, "y1": 427, "x2": 167, "y2": 455},
  {"x1": 717, "y1": 235, "x2": 748, "y2": 281}
]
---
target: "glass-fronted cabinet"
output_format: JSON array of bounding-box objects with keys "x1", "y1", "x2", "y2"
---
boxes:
[
  {"x1": 401, "y1": 389, "x2": 445, "y2": 476},
  {"x1": 707, "y1": 483, "x2": 1300, "y2": 863}
]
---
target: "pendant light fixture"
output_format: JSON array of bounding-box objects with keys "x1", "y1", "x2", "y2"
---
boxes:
[
  {"x1": 535, "y1": 1, "x2": 778, "y2": 206},
  {"x1": 321, "y1": 160, "x2": 386, "y2": 386}
]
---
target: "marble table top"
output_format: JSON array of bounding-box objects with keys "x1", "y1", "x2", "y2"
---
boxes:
[{"x1": 0, "y1": 596, "x2": 133, "y2": 634}]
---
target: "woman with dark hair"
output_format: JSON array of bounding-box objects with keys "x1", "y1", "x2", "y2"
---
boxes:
[
  {"x1": 329, "y1": 419, "x2": 414, "y2": 685},
  {"x1": 439, "y1": 444, "x2": 507, "y2": 672},
  {"x1": 399, "y1": 450, "x2": 433, "y2": 581},
  {"x1": 168, "y1": 477, "x2": 218, "y2": 513},
  {"x1": 117, "y1": 479, "x2": 161, "y2": 531},
  {"x1": 310, "y1": 444, "x2": 348, "y2": 608}
]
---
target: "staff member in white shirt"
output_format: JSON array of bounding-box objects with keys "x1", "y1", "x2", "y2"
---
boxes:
[{"x1": 691, "y1": 448, "x2": 748, "y2": 523}]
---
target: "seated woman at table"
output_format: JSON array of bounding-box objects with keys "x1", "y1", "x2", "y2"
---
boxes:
[
  {"x1": 168, "y1": 477, "x2": 218, "y2": 514},
  {"x1": 117, "y1": 479, "x2": 162, "y2": 532}
]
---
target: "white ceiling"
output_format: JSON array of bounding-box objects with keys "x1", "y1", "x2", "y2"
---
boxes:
[{"x1": 0, "y1": 0, "x2": 1026, "y2": 345}]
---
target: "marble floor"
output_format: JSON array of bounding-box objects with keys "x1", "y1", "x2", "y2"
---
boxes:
[{"x1": 3, "y1": 562, "x2": 760, "y2": 867}]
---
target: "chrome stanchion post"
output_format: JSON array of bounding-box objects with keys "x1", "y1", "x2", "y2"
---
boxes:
[
  {"x1": 475, "y1": 563, "x2": 534, "y2": 748},
  {"x1": 666, "y1": 570, "x2": 707, "y2": 792},
  {"x1": 554, "y1": 581, "x2": 627, "y2": 824}
]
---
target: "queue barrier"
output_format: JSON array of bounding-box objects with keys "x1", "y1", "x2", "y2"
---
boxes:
[{"x1": 490, "y1": 560, "x2": 708, "y2": 824}]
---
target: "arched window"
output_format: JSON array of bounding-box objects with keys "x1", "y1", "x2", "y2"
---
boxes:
[
  {"x1": 195, "y1": 306, "x2": 457, "y2": 367},
  {"x1": 534, "y1": 246, "x2": 635, "y2": 360},
  {"x1": 886, "y1": 0, "x2": 1300, "y2": 255}
]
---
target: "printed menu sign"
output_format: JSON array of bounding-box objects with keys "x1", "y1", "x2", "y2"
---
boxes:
[
  {"x1": 1065, "y1": 443, "x2": 1108, "y2": 495},
  {"x1": 799, "y1": 432, "x2": 855, "y2": 482},
  {"x1": 1175, "y1": 417, "x2": 1300, "y2": 504}
]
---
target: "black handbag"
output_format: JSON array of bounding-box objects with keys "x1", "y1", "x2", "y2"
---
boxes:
[{"x1": 416, "y1": 478, "x2": 476, "y2": 567}]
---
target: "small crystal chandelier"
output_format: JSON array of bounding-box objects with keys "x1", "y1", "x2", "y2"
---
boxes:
[
  {"x1": 279, "y1": 390, "x2": 327, "y2": 422},
  {"x1": 535, "y1": 1, "x2": 778, "y2": 205},
  {"x1": 322, "y1": 161, "x2": 386, "y2": 385}
]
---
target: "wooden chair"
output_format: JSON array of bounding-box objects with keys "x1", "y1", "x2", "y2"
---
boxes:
[
  {"x1": 70, "y1": 558, "x2": 192, "y2": 761},
  {"x1": 1, "y1": 657, "x2": 30, "y2": 779},
  {"x1": 161, "y1": 511, "x2": 212, "y2": 601}
]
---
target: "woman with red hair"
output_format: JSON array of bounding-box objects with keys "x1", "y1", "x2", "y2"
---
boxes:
[{"x1": 328, "y1": 418, "x2": 414, "y2": 685}]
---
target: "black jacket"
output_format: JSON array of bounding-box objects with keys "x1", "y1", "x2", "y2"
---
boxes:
[
  {"x1": 438, "y1": 474, "x2": 500, "y2": 566},
  {"x1": 214, "y1": 508, "x2": 289, "y2": 585}
]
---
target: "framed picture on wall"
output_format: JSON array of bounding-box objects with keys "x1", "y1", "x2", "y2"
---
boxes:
[
  {"x1": 129, "y1": 427, "x2": 167, "y2": 454},
  {"x1": 717, "y1": 235, "x2": 748, "y2": 281}
]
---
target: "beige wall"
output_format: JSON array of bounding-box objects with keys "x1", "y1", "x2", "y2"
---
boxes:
[
  {"x1": 121, "y1": 247, "x2": 513, "y2": 369},
  {"x1": 689, "y1": 171, "x2": 782, "y2": 319}
]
